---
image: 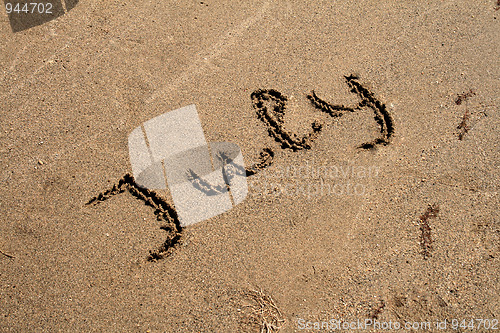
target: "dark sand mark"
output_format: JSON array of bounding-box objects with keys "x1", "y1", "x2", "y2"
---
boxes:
[
  {"x1": 251, "y1": 89, "x2": 323, "y2": 151},
  {"x1": 86, "y1": 173, "x2": 182, "y2": 261},
  {"x1": 0, "y1": 249, "x2": 15, "y2": 259},
  {"x1": 370, "y1": 299, "x2": 386, "y2": 320},
  {"x1": 418, "y1": 204, "x2": 439, "y2": 260},
  {"x1": 245, "y1": 148, "x2": 275, "y2": 176},
  {"x1": 308, "y1": 75, "x2": 394, "y2": 149},
  {"x1": 251, "y1": 75, "x2": 394, "y2": 153}
]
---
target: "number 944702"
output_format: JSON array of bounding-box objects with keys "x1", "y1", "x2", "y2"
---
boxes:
[{"x1": 5, "y1": 2, "x2": 53, "y2": 14}]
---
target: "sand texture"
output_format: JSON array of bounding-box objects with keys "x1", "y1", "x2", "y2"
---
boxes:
[{"x1": 1, "y1": 1, "x2": 499, "y2": 332}]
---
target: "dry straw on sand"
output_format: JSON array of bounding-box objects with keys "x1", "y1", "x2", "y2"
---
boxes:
[{"x1": 239, "y1": 289, "x2": 286, "y2": 333}]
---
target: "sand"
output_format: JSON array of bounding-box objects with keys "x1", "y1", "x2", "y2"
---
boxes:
[{"x1": 1, "y1": 0, "x2": 499, "y2": 332}]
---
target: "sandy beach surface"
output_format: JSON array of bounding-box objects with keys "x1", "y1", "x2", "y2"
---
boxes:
[{"x1": 1, "y1": 1, "x2": 499, "y2": 332}]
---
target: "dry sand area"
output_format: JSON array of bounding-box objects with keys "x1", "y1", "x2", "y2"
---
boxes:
[{"x1": 1, "y1": 1, "x2": 499, "y2": 332}]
